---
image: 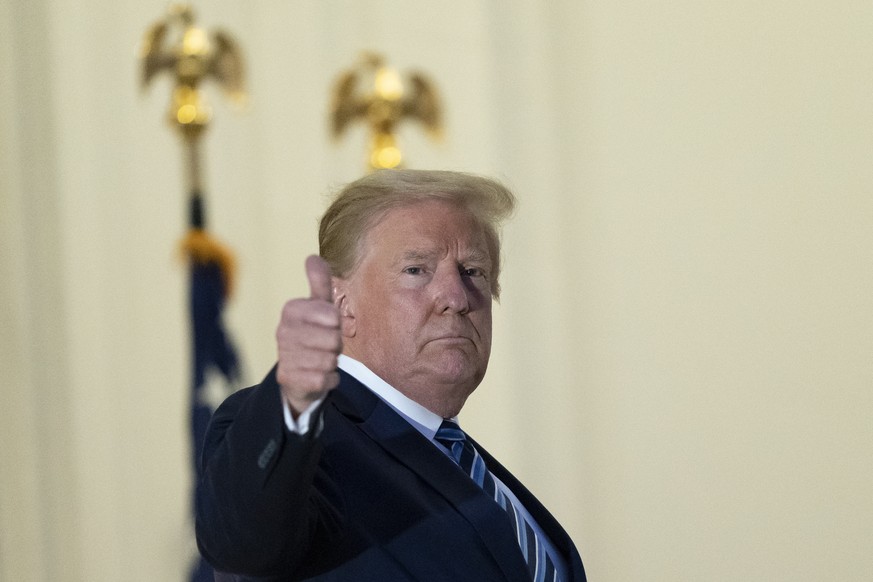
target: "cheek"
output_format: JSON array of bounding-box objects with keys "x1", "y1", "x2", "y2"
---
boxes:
[
  {"x1": 392, "y1": 289, "x2": 430, "y2": 316},
  {"x1": 478, "y1": 310, "x2": 494, "y2": 341},
  {"x1": 479, "y1": 320, "x2": 493, "y2": 349},
  {"x1": 365, "y1": 293, "x2": 422, "y2": 337}
]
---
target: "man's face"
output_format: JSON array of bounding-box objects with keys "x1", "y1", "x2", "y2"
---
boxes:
[{"x1": 336, "y1": 199, "x2": 494, "y2": 418}]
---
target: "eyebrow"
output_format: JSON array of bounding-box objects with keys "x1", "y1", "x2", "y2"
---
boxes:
[
  {"x1": 464, "y1": 249, "x2": 492, "y2": 265},
  {"x1": 399, "y1": 248, "x2": 491, "y2": 265},
  {"x1": 400, "y1": 250, "x2": 437, "y2": 263}
]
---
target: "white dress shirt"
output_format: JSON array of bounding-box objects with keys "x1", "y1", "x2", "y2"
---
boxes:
[{"x1": 281, "y1": 354, "x2": 567, "y2": 581}]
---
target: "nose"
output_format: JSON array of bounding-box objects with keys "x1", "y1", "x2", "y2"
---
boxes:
[{"x1": 432, "y1": 265, "x2": 470, "y2": 314}]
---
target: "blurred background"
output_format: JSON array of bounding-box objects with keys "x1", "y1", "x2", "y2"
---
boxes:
[{"x1": 1, "y1": 1, "x2": 871, "y2": 580}]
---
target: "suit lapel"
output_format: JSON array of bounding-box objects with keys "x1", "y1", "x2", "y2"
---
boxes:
[
  {"x1": 473, "y1": 437, "x2": 587, "y2": 582},
  {"x1": 332, "y1": 373, "x2": 532, "y2": 582}
]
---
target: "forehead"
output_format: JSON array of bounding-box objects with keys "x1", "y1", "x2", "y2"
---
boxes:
[{"x1": 362, "y1": 199, "x2": 489, "y2": 259}]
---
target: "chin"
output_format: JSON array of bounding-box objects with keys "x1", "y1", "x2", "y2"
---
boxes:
[
  {"x1": 427, "y1": 381, "x2": 476, "y2": 416},
  {"x1": 433, "y1": 369, "x2": 484, "y2": 395},
  {"x1": 432, "y1": 349, "x2": 486, "y2": 379}
]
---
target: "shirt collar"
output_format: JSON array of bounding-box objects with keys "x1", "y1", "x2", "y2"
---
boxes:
[{"x1": 337, "y1": 354, "x2": 454, "y2": 440}]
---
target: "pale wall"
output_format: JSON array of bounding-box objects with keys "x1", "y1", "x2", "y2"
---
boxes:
[{"x1": 1, "y1": 1, "x2": 871, "y2": 580}]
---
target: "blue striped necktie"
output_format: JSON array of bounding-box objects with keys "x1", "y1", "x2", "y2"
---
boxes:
[{"x1": 435, "y1": 420, "x2": 559, "y2": 582}]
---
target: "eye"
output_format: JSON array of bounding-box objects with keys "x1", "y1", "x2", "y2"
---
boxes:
[
  {"x1": 460, "y1": 266, "x2": 486, "y2": 278},
  {"x1": 403, "y1": 266, "x2": 424, "y2": 275}
]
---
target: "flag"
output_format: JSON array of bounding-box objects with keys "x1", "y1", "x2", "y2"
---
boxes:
[{"x1": 181, "y1": 222, "x2": 241, "y2": 582}]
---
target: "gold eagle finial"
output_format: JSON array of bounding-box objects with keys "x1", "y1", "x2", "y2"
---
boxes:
[
  {"x1": 330, "y1": 52, "x2": 442, "y2": 171},
  {"x1": 139, "y1": 4, "x2": 246, "y2": 140}
]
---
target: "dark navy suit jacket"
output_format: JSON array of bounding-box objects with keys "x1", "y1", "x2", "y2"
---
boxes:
[{"x1": 196, "y1": 368, "x2": 586, "y2": 581}]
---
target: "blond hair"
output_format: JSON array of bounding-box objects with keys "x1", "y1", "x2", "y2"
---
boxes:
[{"x1": 319, "y1": 169, "x2": 516, "y2": 297}]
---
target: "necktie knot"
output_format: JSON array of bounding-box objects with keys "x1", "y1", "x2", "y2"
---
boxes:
[
  {"x1": 435, "y1": 419, "x2": 465, "y2": 443},
  {"x1": 435, "y1": 420, "x2": 467, "y2": 465},
  {"x1": 433, "y1": 419, "x2": 560, "y2": 582}
]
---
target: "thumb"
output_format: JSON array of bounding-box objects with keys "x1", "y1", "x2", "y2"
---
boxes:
[{"x1": 305, "y1": 255, "x2": 333, "y2": 302}]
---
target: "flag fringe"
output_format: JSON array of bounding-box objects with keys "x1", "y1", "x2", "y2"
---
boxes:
[{"x1": 179, "y1": 229, "x2": 237, "y2": 298}]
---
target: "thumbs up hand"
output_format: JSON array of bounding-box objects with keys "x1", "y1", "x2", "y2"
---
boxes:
[{"x1": 275, "y1": 255, "x2": 343, "y2": 417}]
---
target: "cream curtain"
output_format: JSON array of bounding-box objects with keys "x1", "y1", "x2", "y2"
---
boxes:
[{"x1": 2, "y1": 1, "x2": 872, "y2": 580}]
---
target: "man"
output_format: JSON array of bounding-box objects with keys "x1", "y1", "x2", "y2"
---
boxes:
[{"x1": 196, "y1": 170, "x2": 586, "y2": 581}]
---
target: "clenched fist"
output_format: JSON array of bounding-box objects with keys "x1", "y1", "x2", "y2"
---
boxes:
[{"x1": 275, "y1": 255, "x2": 343, "y2": 417}]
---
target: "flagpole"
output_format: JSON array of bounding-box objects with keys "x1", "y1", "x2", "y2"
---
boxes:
[{"x1": 139, "y1": 5, "x2": 245, "y2": 581}]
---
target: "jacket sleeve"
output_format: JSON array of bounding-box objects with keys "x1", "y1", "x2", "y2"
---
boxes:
[{"x1": 194, "y1": 366, "x2": 340, "y2": 577}]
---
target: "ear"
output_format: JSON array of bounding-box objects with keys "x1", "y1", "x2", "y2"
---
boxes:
[{"x1": 332, "y1": 277, "x2": 356, "y2": 338}]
